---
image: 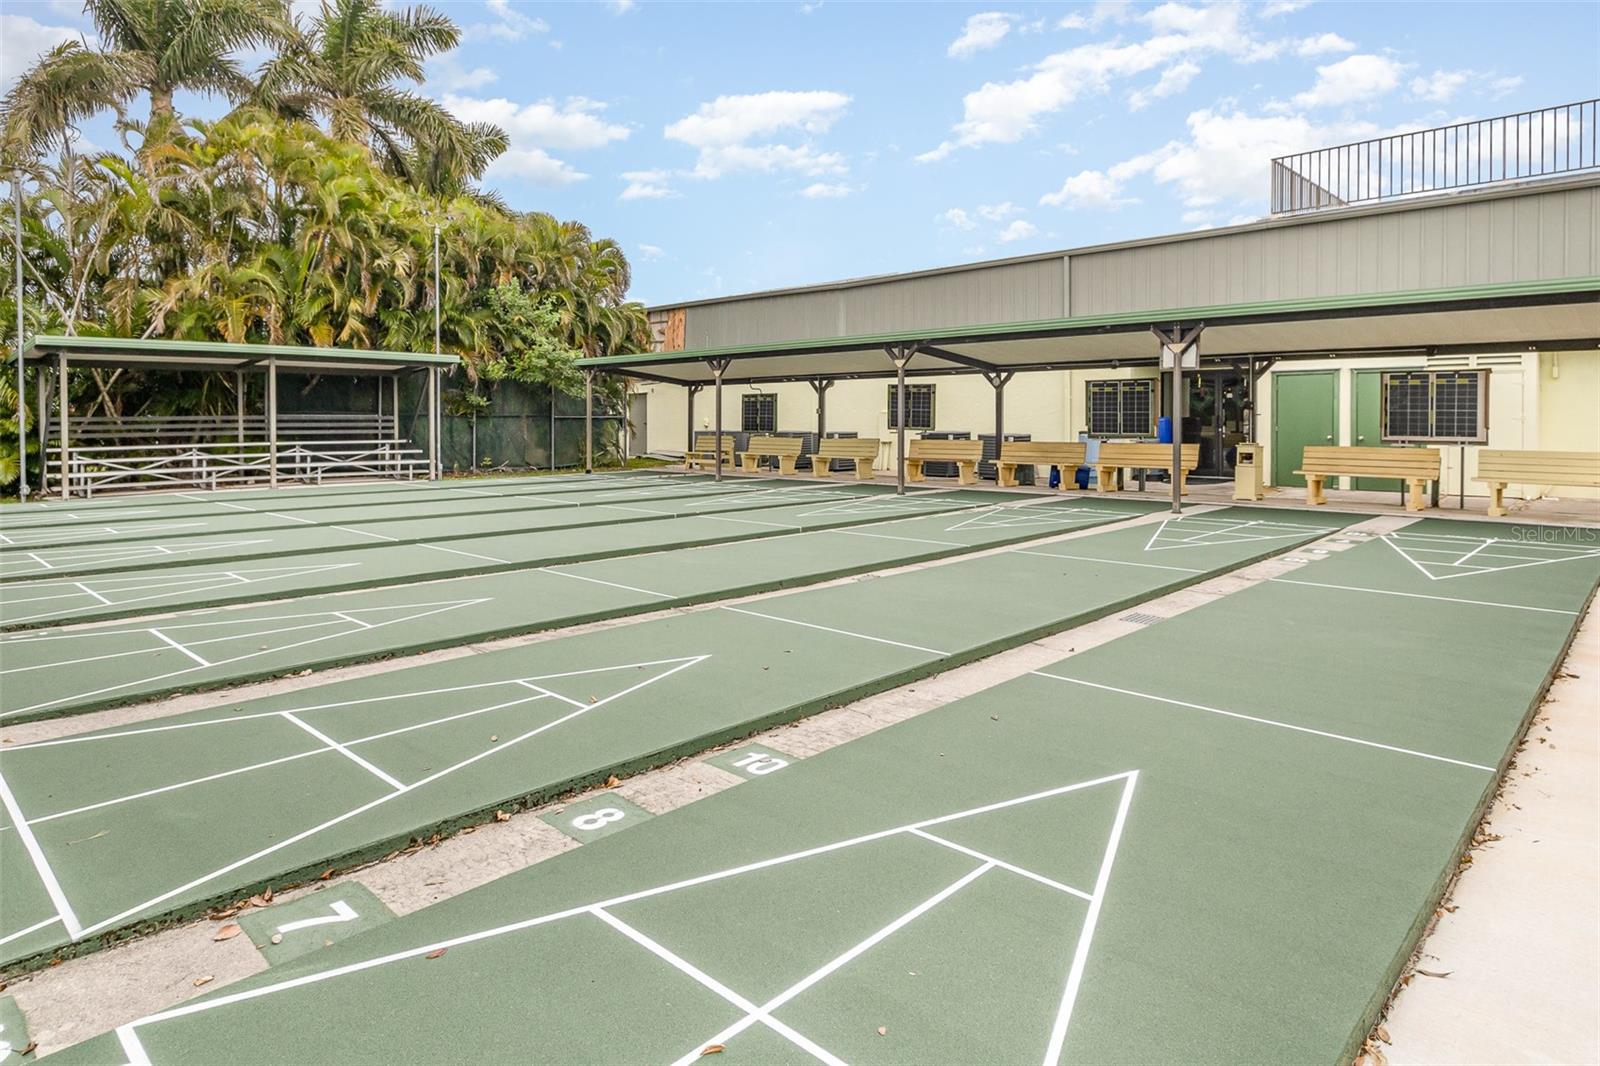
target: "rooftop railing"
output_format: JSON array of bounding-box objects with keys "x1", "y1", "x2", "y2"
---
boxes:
[{"x1": 1270, "y1": 100, "x2": 1599, "y2": 214}]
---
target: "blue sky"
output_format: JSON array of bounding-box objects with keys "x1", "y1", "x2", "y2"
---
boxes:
[{"x1": 3, "y1": 1, "x2": 1597, "y2": 306}]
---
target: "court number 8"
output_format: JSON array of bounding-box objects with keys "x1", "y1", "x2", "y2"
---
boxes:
[{"x1": 573, "y1": 807, "x2": 626, "y2": 832}]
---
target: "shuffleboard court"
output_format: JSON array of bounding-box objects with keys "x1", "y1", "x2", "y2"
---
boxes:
[
  {"x1": 0, "y1": 475, "x2": 761, "y2": 551},
  {"x1": 0, "y1": 497, "x2": 1166, "y2": 722},
  {"x1": 0, "y1": 479, "x2": 900, "y2": 582},
  {"x1": 0, "y1": 486, "x2": 1004, "y2": 630},
  {"x1": 0, "y1": 507, "x2": 1353, "y2": 970},
  {"x1": 0, "y1": 471, "x2": 666, "y2": 528},
  {"x1": 52, "y1": 520, "x2": 1596, "y2": 1065}
]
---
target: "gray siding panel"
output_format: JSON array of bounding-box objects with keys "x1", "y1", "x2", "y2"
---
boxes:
[{"x1": 1070, "y1": 185, "x2": 1598, "y2": 315}]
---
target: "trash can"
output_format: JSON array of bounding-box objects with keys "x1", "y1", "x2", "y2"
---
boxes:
[{"x1": 1233, "y1": 442, "x2": 1264, "y2": 501}]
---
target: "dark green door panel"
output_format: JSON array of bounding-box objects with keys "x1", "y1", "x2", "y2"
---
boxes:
[{"x1": 1271, "y1": 371, "x2": 1336, "y2": 488}]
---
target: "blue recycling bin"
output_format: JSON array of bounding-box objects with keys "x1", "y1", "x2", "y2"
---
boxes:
[{"x1": 1157, "y1": 417, "x2": 1173, "y2": 443}]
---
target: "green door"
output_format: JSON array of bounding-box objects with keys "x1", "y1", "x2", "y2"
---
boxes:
[
  {"x1": 1350, "y1": 370, "x2": 1401, "y2": 491},
  {"x1": 1271, "y1": 371, "x2": 1336, "y2": 488}
]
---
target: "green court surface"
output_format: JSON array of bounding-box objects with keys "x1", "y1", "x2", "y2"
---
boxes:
[
  {"x1": 0, "y1": 474, "x2": 763, "y2": 553},
  {"x1": 0, "y1": 497, "x2": 1166, "y2": 722},
  {"x1": 0, "y1": 486, "x2": 1012, "y2": 630},
  {"x1": 0, "y1": 507, "x2": 1351, "y2": 971},
  {"x1": 50, "y1": 519, "x2": 1597, "y2": 1065},
  {"x1": 0, "y1": 479, "x2": 913, "y2": 583}
]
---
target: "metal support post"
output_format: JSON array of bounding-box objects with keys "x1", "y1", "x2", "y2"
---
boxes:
[
  {"x1": 583, "y1": 369, "x2": 595, "y2": 474},
  {"x1": 708, "y1": 359, "x2": 730, "y2": 482},
  {"x1": 885, "y1": 344, "x2": 917, "y2": 495},
  {"x1": 1152, "y1": 324, "x2": 1204, "y2": 515}
]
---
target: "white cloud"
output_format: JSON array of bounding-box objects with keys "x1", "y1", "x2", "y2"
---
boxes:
[
  {"x1": 800, "y1": 181, "x2": 852, "y2": 198},
  {"x1": 1128, "y1": 59, "x2": 1200, "y2": 110},
  {"x1": 948, "y1": 12, "x2": 1015, "y2": 59},
  {"x1": 427, "y1": 53, "x2": 498, "y2": 91},
  {"x1": 1290, "y1": 54, "x2": 1406, "y2": 109},
  {"x1": 1296, "y1": 32, "x2": 1354, "y2": 57},
  {"x1": 0, "y1": 14, "x2": 78, "y2": 94},
  {"x1": 465, "y1": 0, "x2": 550, "y2": 41},
  {"x1": 620, "y1": 169, "x2": 674, "y2": 200},
  {"x1": 1410, "y1": 69, "x2": 1470, "y2": 103},
  {"x1": 486, "y1": 148, "x2": 586, "y2": 185},
  {"x1": 1039, "y1": 168, "x2": 1138, "y2": 209},
  {"x1": 799, "y1": 0, "x2": 824, "y2": 12},
  {"x1": 976, "y1": 201, "x2": 1022, "y2": 220},
  {"x1": 636, "y1": 243, "x2": 665, "y2": 260},
  {"x1": 666, "y1": 90, "x2": 852, "y2": 178},
  {"x1": 996, "y1": 219, "x2": 1038, "y2": 242},
  {"x1": 608, "y1": 0, "x2": 637, "y2": 12},
  {"x1": 919, "y1": 3, "x2": 1280, "y2": 161},
  {"x1": 939, "y1": 207, "x2": 978, "y2": 230},
  {"x1": 1489, "y1": 74, "x2": 1523, "y2": 100},
  {"x1": 1260, "y1": 0, "x2": 1312, "y2": 16},
  {"x1": 444, "y1": 94, "x2": 629, "y2": 150}
]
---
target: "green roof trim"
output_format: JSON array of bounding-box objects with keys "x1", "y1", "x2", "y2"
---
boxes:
[
  {"x1": 18, "y1": 334, "x2": 460, "y2": 367},
  {"x1": 580, "y1": 276, "x2": 1600, "y2": 369}
]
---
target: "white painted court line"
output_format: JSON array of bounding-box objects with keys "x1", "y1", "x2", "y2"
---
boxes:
[
  {"x1": 116, "y1": 1025, "x2": 151, "y2": 1066},
  {"x1": 1269, "y1": 578, "x2": 1580, "y2": 616},
  {"x1": 1011, "y1": 549, "x2": 1206, "y2": 574},
  {"x1": 668, "y1": 864, "x2": 992, "y2": 1066},
  {"x1": 331, "y1": 525, "x2": 398, "y2": 542},
  {"x1": 72, "y1": 581, "x2": 112, "y2": 605},
  {"x1": 700, "y1": 513, "x2": 793, "y2": 529},
  {"x1": 908, "y1": 829, "x2": 1093, "y2": 901},
  {"x1": 539, "y1": 567, "x2": 672, "y2": 599},
  {"x1": 829, "y1": 528, "x2": 967, "y2": 548},
  {"x1": 720, "y1": 606, "x2": 948, "y2": 656},
  {"x1": 70, "y1": 657, "x2": 709, "y2": 939},
  {"x1": 1042, "y1": 770, "x2": 1138, "y2": 1066},
  {"x1": 147, "y1": 629, "x2": 211, "y2": 667},
  {"x1": 1031, "y1": 671, "x2": 1496, "y2": 772},
  {"x1": 601, "y1": 908, "x2": 846, "y2": 1066},
  {"x1": 114, "y1": 773, "x2": 1133, "y2": 1042},
  {"x1": 0, "y1": 766, "x2": 84, "y2": 938},
  {"x1": 280, "y1": 711, "x2": 407, "y2": 792},
  {"x1": 418, "y1": 543, "x2": 509, "y2": 564},
  {"x1": 0, "y1": 914, "x2": 63, "y2": 948},
  {"x1": 0, "y1": 563, "x2": 362, "y2": 626}
]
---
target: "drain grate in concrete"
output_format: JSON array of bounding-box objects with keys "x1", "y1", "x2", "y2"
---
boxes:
[{"x1": 1118, "y1": 611, "x2": 1165, "y2": 626}]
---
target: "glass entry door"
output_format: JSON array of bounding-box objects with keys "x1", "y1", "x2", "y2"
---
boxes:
[{"x1": 1184, "y1": 370, "x2": 1249, "y2": 478}]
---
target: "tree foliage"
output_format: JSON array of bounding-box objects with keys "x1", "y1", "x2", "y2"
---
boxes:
[{"x1": 0, "y1": 1, "x2": 649, "y2": 491}]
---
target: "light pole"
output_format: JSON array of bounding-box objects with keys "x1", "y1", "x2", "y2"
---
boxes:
[{"x1": 13, "y1": 167, "x2": 26, "y2": 499}]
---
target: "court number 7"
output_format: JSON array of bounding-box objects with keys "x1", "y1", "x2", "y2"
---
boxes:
[
  {"x1": 733, "y1": 752, "x2": 789, "y2": 776},
  {"x1": 572, "y1": 807, "x2": 626, "y2": 832}
]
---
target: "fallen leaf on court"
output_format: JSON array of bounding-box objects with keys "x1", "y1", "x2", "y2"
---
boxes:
[
  {"x1": 990, "y1": 715, "x2": 999, "y2": 721},
  {"x1": 495, "y1": 810, "x2": 510, "y2": 822},
  {"x1": 490, "y1": 735, "x2": 499, "y2": 743},
  {"x1": 193, "y1": 975, "x2": 214, "y2": 988},
  {"x1": 876, "y1": 1026, "x2": 888, "y2": 1037},
  {"x1": 270, "y1": 934, "x2": 283, "y2": 945},
  {"x1": 698, "y1": 1046, "x2": 725, "y2": 1057},
  {"x1": 319, "y1": 868, "x2": 335, "y2": 881},
  {"x1": 17, "y1": 1041, "x2": 37, "y2": 1056},
  {"x1": 1415, "y1": 968, "x2": 1452, "y2": 978},
  {"x1": 1374, "y1": 1025, "x2": 1390, "y2": 1043},
  {"x1": 605, "y1": 775, "x2": 619, "y2": 787},
  {"x1": 425, "y1": 948, "x2": 447, "y2": 960},
  {"x1": 212, "y1": 924, "x2": 242, "y2": 942}
]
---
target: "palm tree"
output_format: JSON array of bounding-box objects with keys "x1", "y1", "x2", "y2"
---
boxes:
[
  {"x1": 259, "y1": 0, "x2": 502, "y2": 188},
  {"x1": 1, "y1": 0, "x2": 292, "y2": 156}
]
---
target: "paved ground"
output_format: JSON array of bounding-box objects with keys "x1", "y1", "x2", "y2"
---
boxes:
[
  {"x1": 43, "y1": 518, "x2": 1596, "y2": 1065},
  {"x1": 0, "y1": 507, "x2": 1350, "y2": 971},
  {"x1": 0, "y1": 496, "x2": 1163, "y2": 722}
]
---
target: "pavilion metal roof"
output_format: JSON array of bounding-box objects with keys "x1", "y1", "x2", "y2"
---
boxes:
[
  {"x1": 16, "y1": 335, "x2": 460, "y2": 375},
  {"x1": 579, "y1": 277, "x2": 1600, "y2": 386}
]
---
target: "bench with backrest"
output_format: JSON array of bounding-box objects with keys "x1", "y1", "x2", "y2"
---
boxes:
[
  {"x1": 684, "y1": 432, "x2": 735, "y2": 472},
  {"x1": 1093, "y1": 442, "x2": 1200, "y2": 495},
  {"x1": 1473, "y1": 449, "x2": 1600, "y2": 517},
  {"x1": 812, "y1": 437, "x2": 879, "y2": 480},
  {"x1": 1296, "y1": 445, "x2": 1440, "y2": 511},
  {"x1": 741, "y1": 434, "x2": 805, "y2": 476},
  {"x1": 906, "y1": 438, "x2": 984, "y2": 485},
  {"x1": 997, "y1": 441, "x2": 1087, "y2": 489}
]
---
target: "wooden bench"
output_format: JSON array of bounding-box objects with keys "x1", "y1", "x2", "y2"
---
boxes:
[
  {"x1": 811, "y1": 438, "x2": 879, "y2": 480},
  {"x1": 1296, "y1": 445, "x2": 1440, "y2": 511},
  {"x1": 684, "y1": 432, "x2": 735, "y2": 472},
  {"x1": 741, "y1": 434, "x2": 804, "y2": 476},
  {"x1": 906, "y1": 438, "x2": 983, "y2": 485},
  {"x1": 1473, "y1": 449, "x2": 1600, "y2": 517},
  {"x1": 1094, "y1": 443, "x2": 1200, "y2": 495},
  {"x1": 997, "y1": 441, "x2": 1087, "y2": 489}
]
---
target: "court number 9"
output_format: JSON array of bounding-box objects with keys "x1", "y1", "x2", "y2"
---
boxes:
[
  {"x1": 733, "y1": 752, "x2": 789, "y2": 776},
  {"x1": 572, "y1": 807, "x2": 626, "y2": 832}
]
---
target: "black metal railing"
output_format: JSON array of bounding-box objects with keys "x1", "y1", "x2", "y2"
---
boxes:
[{"x1": 1270, "y1": 100, "x2": 1599, "y2": 214}]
